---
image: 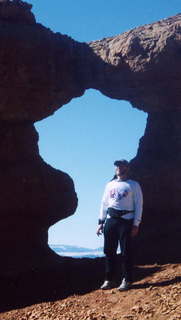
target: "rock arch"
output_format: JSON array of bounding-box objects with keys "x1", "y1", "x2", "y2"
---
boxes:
[{"x1": 0, "y1": 0, "x2": 181, "y2": 276}]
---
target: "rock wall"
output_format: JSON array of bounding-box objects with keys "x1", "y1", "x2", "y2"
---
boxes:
[
  {"x1": 0, "y1": 1, "x2": 78, "y2": 275},
  {"x1": 87, "y1": 13, "x2": 181, "y2": 263},
  {"x1": 0, "y1": 0, "x2": 180, "y2": 275},
  {"x1": 0, "y1": 121, "x2": 78, "y2": 275},
  {"x1": 130, "y1": 112, "x2": 181, "y2": 263}
]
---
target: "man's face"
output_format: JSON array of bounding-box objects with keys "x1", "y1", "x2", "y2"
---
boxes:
[{"x1": 115, "y1": 165, "x2": 128, "y2": 177}]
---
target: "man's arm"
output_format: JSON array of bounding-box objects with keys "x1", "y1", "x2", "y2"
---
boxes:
[
  {"x1": 96, "y1": 183, "x2": 109, "y2": 236},
  {"x1": 131, "y1": 182, "x2": 143, "y2": 237}
]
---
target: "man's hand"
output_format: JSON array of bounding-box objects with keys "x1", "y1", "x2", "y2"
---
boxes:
[
  {"x1": 131, "y1": 225, "x2": 139, "y2": 237},
  {"x1": 96, "y1": 224, "x2": 104, "y2": 236}
]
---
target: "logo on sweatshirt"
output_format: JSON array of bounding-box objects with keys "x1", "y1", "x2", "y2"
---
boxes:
[{"x1": 110, "y1": 189, "x2": 129, "y2": 200}]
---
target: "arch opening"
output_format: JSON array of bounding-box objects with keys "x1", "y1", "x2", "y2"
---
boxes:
[{"x1": 35, "y1": 89, "x2": 147, "y2": 257}]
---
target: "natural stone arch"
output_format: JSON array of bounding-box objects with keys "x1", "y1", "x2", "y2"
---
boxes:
[
  {"x1": 38, "y1": 92, "x2": 147, "y2": 249},
  {"x1": 0, "y1": 0, "x2": 181, "y2": 280}
]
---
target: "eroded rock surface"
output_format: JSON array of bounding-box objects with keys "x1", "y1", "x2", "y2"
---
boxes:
[
  {"x1": 0, "y1": 122, "x2": 78, "y2": 274},
  {"x1": 0, "y1": 0, "x2": 180, "y2": 277},
  {"x1": 89, "y1": 14, "x2": 181, "y2": 112},
  {"x1": 130, "y1": 111, "x2": 181, "y2": 263},
  {"x1": 89, "y1": 14, "x2": 181, "y2": 263},
  {"x1": 0, "y1": 0, "x2": 78, "y2": 275},
  {"x1": 1, "y1": 1, "x2": 181, "y2": 121}
]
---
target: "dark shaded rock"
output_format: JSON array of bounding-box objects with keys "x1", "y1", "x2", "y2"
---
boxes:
[
  {"x1": 0, "y1": 122, "x2": 78, "y2": 275},
  {"x1": 0, "y1": 122, "x2": 39, "y2": 162},
  {"x1": 0, "y1": 2, "x2": 181, "y2": 120},
  {"x1": 0, "y1": 1, "x2": 77, "y2": 278},
  {"x1": 0, "y1": 0, "x2": 35, "y2": 24},
  {"x1": 130, "y1": 111, "x2": 181, "y2": 264},
  {"x1": 0, "y1": 0, "x2": 87, "y2": 121},
  {"x1": 0, "y1": 255, "x2": 160, "y2": 313},
  {"x1": 88, "y1": 14, "x2": 181, "y2": 264},
  {"x1": 0, "y1": 0, "x2": 180, "y2": 282}
]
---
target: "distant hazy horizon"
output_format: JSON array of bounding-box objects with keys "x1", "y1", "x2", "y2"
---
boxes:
[{"x1": 49, "y1": 243, "x2": 104, "y2": 258}]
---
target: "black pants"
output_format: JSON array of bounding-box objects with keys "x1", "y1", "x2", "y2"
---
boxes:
[{"x1": 103, "y1": 217, "x2": 133, "y2": 282}]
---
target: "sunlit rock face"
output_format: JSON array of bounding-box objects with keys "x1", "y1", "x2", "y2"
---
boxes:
[
  {"x1": 0, "y1": 0, "x2": 180, "y2": 275},
  {"x1": 89, "y1": 14, "x2": 181, "y2": 113}
]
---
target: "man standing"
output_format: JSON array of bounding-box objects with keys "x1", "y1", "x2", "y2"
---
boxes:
[{"x1": 97, "y1": 160, "x2": 143, "y2": 290}]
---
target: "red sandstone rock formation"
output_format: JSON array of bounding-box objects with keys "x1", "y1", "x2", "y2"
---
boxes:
[
  {"x1": 0, "y1": 122, "x2": 78, "y2": 275},
  {"x1": 0, "y1": 0, "x2": 180, "y2": 275},
  {"x1": 89, "y1": 14, "x2": 181, "y2": 112},
  {"x1": 88, "y1": 16, "x2": 181, "y2": 263},
  {"x1": 0, "y1": 1, "x2": 78, "y2": 275}
]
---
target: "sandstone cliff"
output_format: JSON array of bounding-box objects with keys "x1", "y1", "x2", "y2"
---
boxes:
[{"x1": 0, "y1": 0, "x2": 180, "y2": 280}]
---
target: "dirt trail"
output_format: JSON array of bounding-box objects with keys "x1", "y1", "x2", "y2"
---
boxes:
[{"x1": 1, "y1": 263, "x2": 180, "y2": 320}]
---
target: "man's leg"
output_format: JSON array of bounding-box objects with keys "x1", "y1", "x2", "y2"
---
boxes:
[
  {"x1": 118, "y1": 219, "x2": 133, "y2": 289},
  {"x1": 103, "y1": 218, "x2": 119, "y2": 284},
  {"x1": 104, "y1": 254, "x2": 117, "y2": 281},
  {"x1": 120, "y1": 236, "x2": 133, "y2": 282}
]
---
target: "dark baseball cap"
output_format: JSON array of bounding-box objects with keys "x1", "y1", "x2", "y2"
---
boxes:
[{"x1": 114, "y1": 159, "x2": 129, "y2": 167}]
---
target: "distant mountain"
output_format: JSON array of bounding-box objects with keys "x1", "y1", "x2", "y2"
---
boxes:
[
  {"x1": 49, "y1": 244, "x2": 103, "y2": 253},
  {"x1": 49, "y1": 244, "x2": 104, "y2": 258}
]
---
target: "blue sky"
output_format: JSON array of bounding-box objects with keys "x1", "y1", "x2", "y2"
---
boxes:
[{"x1": 30, "y1": 0, "x2": 180, "y2": 248}]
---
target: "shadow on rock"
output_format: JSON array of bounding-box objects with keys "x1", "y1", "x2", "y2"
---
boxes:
[
  {"x1": 0, "y1": 254, "x2": 163, "y2": 313},
  {"x1": 132, "y1": 275, "x2": 181, "y2": 290}
]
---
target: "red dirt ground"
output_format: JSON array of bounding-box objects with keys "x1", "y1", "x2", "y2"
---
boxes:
[{"x1": 1, "y1": 263, "x2": 180, "y2": 320}]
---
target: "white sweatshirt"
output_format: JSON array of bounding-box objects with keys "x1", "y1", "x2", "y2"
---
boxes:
[{"x1": 99, "y1": 179, "x2": 143, "y2": 227}]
